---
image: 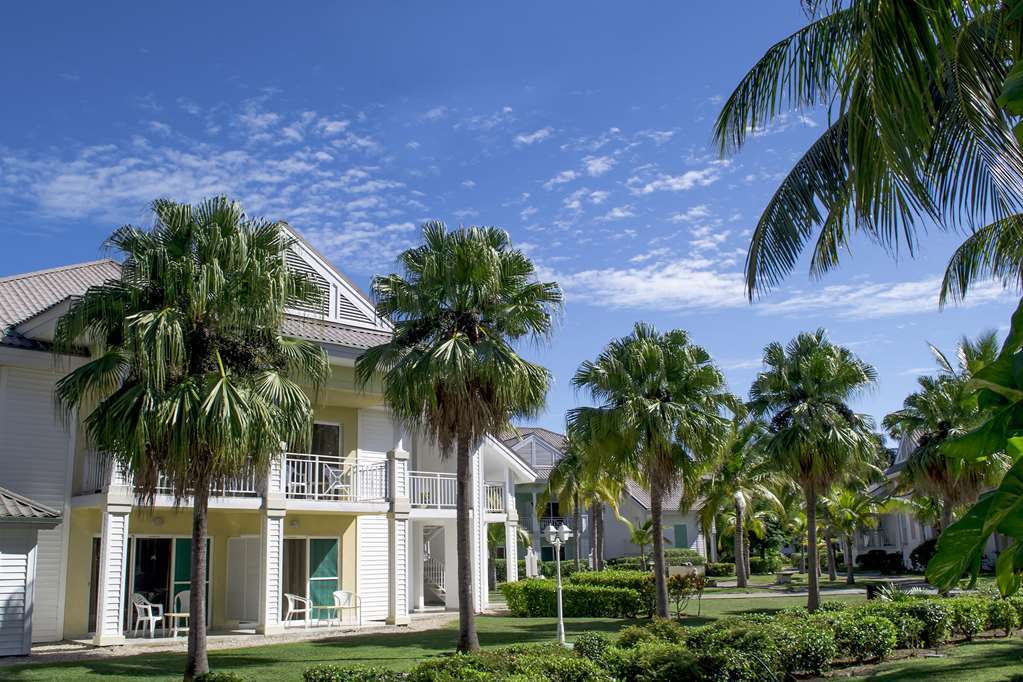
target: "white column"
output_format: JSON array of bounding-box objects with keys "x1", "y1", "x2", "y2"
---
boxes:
[
  {"x1": 412, "y1": 523, "x2": 424, "y2": 612},
  {"x1": 387, "y1": 447, "x2": 411, "y2": 625},
  {"x1": 258, "y1": 455, "x2": 286, "y2": 635},
  {"x1": 505, "y1": 521, "x2": 519, "y2": 583},
  {"x1": 471, "y1": 447, "x2": 486, "y2": 612},
  {"x1": 93, "y1": 502, "x2": 130, "y2": 646},
  {"x1": 444, "y1": 518, "x2": 458, "y2": 609}
]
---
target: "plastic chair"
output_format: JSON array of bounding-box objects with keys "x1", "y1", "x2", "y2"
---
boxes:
[
  {"x1": 284, "y1": 592, "x2": 311, "y2": 628},
  {"x1": 331, "y1": 590, "x2": 362, "y2": 626},
  {"x1": 131, "y1": 593, "x2": 163, "y2": 638},
  {"x1": 165, "y1": 590, "x2": 190, "y2": 638}
]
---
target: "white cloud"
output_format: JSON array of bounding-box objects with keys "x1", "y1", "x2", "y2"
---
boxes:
[
  {"x1": 600, "y1": 205, "x2": 635, "y2": 221},
  {"x1": 460, "y1": 106, "x2": 515, "y2": 131},
  {"x1": 406, "y1": 140, "x2": 421, "y2": 150},
  {"x1": 641, "y1": 130, "x2": 675, "y2": 145},
  {"x1": 670, "y1": 205, "x2": 712, "y2": 223},
  {"x1": 583, "y1": 155, "x2": 615, "y2": 176},
  {"x1": 589, "y1": 190, "x2": 610, "y2": 205},
  {"x1": 627, "y1": 163, "x2": 726, "y2": 195},
  {"x1": 316, "y1": 118, "x2": 350, "y2": 136},
  {"x1": 421, "y1": 106, "x2": 448, "y2": 121},
  {"x1": 462, "y1": 179, "x2": 476, "y2": 189},
  {"x1": 520, "y1": 206, "x2": 538, "y2": 220},
  {"x1": 543, "y1": 170, "x2": 578, "y2": 190},
  {"x1": 148, "y1": 121, "x2": 172, "y2": 135},
  {"x1": 515, "y1": 127, "x2": 553, "y2": 145},
  {"x1": 563, "y1": 188, "x2": 610, "y2": 210}
]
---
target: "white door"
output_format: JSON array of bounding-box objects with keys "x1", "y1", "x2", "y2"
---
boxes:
[
  {"x1": 226, "y1": 537, "x2": 260, "y2": 623},
  {"x1": 0, "y1": 528, "x2": 36, "y2": 656}
]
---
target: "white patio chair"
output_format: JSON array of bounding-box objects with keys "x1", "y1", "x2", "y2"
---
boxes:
[
  {"x1": 322, "y1": 464, "x2": 353, "y2": 499},
  {"x1": 130, "y1": 593, "x2": 163, "y2": 638},
  {"x1": 331, "y1": 590, "x2": 362, "y2": 626},
  {"x1": 284, "y1": 592, "x2": 311, "y2": 628},
  {"x1": 165, "y1": 589, "x2": 190, "y2": 638}
]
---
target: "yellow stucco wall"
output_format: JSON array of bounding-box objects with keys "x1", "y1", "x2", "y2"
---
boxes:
[{"x1": 63, "y1": 506, "x2": 359, "y2": 638}]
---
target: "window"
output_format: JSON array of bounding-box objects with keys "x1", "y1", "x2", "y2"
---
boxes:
[
  {"x1": 286, "y1": 250, "x2": 330, "y2": 316},
  {"x1": 312, "y1": 423, "x2": 341, "y2": 458},
  {"x1": 673, "y1": 524, "x2": 689, "y2": 548}
]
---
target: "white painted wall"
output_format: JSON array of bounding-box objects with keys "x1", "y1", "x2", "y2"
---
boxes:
[
  {"x1": 0, "y1": 527, "x2": 37, "y2": 656},
  {"x1": 601, "y1": 493, "x2": 706, "y2": 561},
  {"x1": 356, "y1": 515, "x2": 389, "y2": 621}
]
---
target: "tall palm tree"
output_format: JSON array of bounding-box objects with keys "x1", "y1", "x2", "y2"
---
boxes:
[
  {"x1": 53, "y1": 197, "x2": 329, "y2": 680},
  {"x1": 883, "y1": 332, "x2": 1009, "y2": 530},
  {"x1": 693, "y1": 417, "x2": 777, "y2": 587},
  {"x1": 749, "y1": 330, "x2": 878, "y2": 611},
  {"x1": 356, "y1": 222, "x2": 561, "y2": 653},
  {"x1": 821, "y1": 487, "x2": 881, "y2": 584},
  {"x1": 715, "y1": 1, "x2": 1023, "y2": 303},
  {"x1": 569, "y1": 323, "x2": 735, "y2": 617}
]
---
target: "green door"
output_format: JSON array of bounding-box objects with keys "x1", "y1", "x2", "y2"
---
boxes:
[
  {"x1": 673, "y1": 524, "x2": 689, "y2": 549},
  {"x1": 308, "y1": 538, "x2": 339, "y2": 609},
  {"x1": 173, "y1": 538, "x2": 211, "y2": 622}
]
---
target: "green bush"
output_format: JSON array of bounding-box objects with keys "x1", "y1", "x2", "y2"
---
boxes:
[
  {"x1": 500, "y1": 579, "x2": 646, "y2": 618},
  {"x1": 774, "y1": 618, "x2": 837, "y2": 675},
  {"x1": 663, "y1": 547, "x2": 705, "y2": 566},
  {"x1": 705, "y1": 562, "x2": 735, "y2": 577},
  {"x1": 572, "y1": 632, "x2": 611, "y2": 661},
  {"x1": 510, "y1": 653, "x2": 611, "y2": 682},
  {"x1": 857, "y1": 602, "x2": 925, "y2": 649},
  {"x1": 909, "y1": 539, "x2": 937, "y2": 572},
  {"x1": 606, "y1": 556, "x2": 646, "y2": 570},
  {"x1": 831, "y1": 613, "x2": 897, "y2": 662},
  {"x1": 948, "y1": 597, "x2": 988, "y2": 640},
  {"x1": 748, "y1": 554, "x2": 784, "y2": 574},
  {"x1": 197, "y1": 674, "x2": 250, "y2": 682},
  {"x1": 616, "y1": 618, "x2": 688, "y2": 649},
  {"x1": 902, "y1": 600, "x2": 952, "y2": 647},
  {"x1": 988, "y1": 598, "x2": 1020, "y2": 637},
  {"x1": 570, "y1": 570, "x2": 656, "y2": 615},
  {"x1": 688, "y1": 621, "x2": 784, "y2": 681},
  {"x1": 304, "y1": 667, "x2": 408, "y2": 682}
]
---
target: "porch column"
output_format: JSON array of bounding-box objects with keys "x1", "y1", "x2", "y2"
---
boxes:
[
  {"x1": 258, "y1": 454, "x2": 286, "y2": 635},
  {"x1": 387, "y1": 447, "x2": 411, "y2": 625},
  {"x1": 412, "y1": 523, "x2": 425, "y2": 612},
  {"x1": 93, "y1": 502, "x2": 131, "y2": 646},
  {"x1": 504, "y1": 519, "x2": 520, "y2": 583},
  {"x1": 444, "y1": 518, "x2": 458, "y2": 609}
]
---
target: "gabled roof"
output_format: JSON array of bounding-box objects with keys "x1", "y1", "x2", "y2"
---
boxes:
[
  {"x1": 0, "y1": 487, "x2": 62, "y2": 525},
  {"x1": 0, "y1": 259, "x2": 121, "y2": 330},
  {"x1": 501, "y1": 426, "x2": 567, "y2": 453}
]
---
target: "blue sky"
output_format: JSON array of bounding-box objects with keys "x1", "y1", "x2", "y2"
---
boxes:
[{"x1": 0, "y1": 2, "x2": 1017, "y2": 437}]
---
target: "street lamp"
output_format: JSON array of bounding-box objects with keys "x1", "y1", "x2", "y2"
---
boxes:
[{"x1": 545, "y1": 522, "x2": 573, "y2": 646}]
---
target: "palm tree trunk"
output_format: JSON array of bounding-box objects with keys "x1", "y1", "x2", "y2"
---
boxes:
[
  {"x1": 588, "y1": 502, "x2": 597, "y2": 568},
  {"x1": 734, "y1": 497, "x2": 748, "y2": 588},
  {"x1": 650, "y1": 481, "x2": 668, "y2": 618},
  {"x1": 844, "y1": 534, "x2": 855, "y2": 584},
  {"x1": 744, "y1": 531, "x2": 751, "y2": 578},
  {"x1": 805, "y1": 484, "x2": 821, "y2": 612},
  {"x1": 184, "y1": 477, "x2": 209, "y2": 681},
  {"x1": 573, "y1": 493, "x2": 582, "y2": 571},
  {"x1": 595, "y1": 502, "x2": 605, "y2": 571},
  {"x1": 709, "y1": 517, "x2": 718, "y2": 562},
  {"x1": 455, "y1": 435, "x2": 480, "y2": 653},
  {"x1": 826, "y1": 527, "x2": 838, "y2": 582},
  {"x1": 941, "y1": 499, "x2": 954, "y2": 532}
]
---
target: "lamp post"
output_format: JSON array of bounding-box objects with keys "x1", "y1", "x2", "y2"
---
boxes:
[{"x1": 545, "y1": 522, "x2": 573, "y2": 646}]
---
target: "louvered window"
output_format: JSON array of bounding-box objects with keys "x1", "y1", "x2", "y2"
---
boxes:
[
  {"x1": 286, "y1": 250, "x2": 330, "y2": 316},
  {"x1": 337, "y1": 291, "x2": 371, "y2": 323}
]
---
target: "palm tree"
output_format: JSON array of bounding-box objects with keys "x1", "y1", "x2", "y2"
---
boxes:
[
  {"x1": 693, "y1": 417, "x2": 777, "y2": 587},
  {"x1": 749, "y1": 330, "x2": 878, "y2": 611},
  {"x1": 714, "y1": 505, "x2": 769, "y2": 578},
  {"x1": 883, "y1": 333, "x2": 1009, "y2": 530},
  {"x1": 356, "y1": 222, "x2": 561, "y2": 653},
  {"x1": 623, "y1": 518, "x2": 656, "y2": 569},
  {"x1": 53, "y1": 197, "x2": 329, "y2": 680},
  {"x1": 569, "y1": 323, "x2": 735, "y2": 617},
  {"x1": 714, "y1": 1, "x2": 1023, "y2": 303},
  {"x1": 821, "y1": 488, "x2": 881, "y2": 584}
]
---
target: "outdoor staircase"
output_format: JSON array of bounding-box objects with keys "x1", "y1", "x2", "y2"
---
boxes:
[{"x1": 423, "y1": 525, "x2": 446, "y2": 605}]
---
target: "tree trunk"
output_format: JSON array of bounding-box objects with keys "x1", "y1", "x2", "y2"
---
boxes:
[
  {"x1": 650, "y1": 480, "x2": 669, "y2": 618},
  {"x1": 844, "y1": 534, "x2": 856, "y2": 584},
  {"x1": 709, "y1": 517, "x2": 718, "y2": 562},
  {"x1": 734, "y1": 496, "x2": 748, "y2": 588},
  {"x1": 805, "y1": 484, "x2": 820, "y2": 612},
  {"x1": 826, "y1": 528, "x2": 838, "y2": 582},
  {"x1": 455, "y1": 435, "x2": 480, "y2": 653},
  {"x1": 595, "y1": 502, "x2": 605, "y2": 570},
  {"x1": 744, "y1": 531, "x2": 751, "y2": 578},
  {"x1": 184, "y1": 478, "x2": 210, "y2": 681},
  {"x1": 941, "y1": 499, "x2": 954, "y2": 532},
  {"x1": 588, "y1": 503, "x2": 597, "y2": 568},
  {"x1": 574, "y1": 493, "x2": 582, "y2": 571}
]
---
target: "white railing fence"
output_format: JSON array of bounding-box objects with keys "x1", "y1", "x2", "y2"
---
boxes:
[
  {"x1": 484, "y1": 482, "x2": 506, "y2": 513},
  {"x1": 408, "y1": 471, "x2": 457, "y2": 508},
  {"x1": 283, "y1": 453, "x2": 388, "y2": 502}
]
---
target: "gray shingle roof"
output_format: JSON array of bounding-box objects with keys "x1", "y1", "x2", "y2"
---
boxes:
[
  {"x1": 0, "y1": 487, "x2": 62, "y2": 523},
  {"x1": 281, "y1": 315, "x2": 391, "y2": 350},
  {"x1": 0, "y1": 259, "x2": 121, "y2": 330},
  {"x1": 501, "y1": 426, "x2": 567, "y2": 453}
]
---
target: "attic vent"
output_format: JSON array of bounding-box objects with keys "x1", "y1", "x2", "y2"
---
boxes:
[
  {"x1": 337, "y1": 291, "x2": 371, "y2": 324},
  {"x1": 285, "y1": 250, "x2": 329, "y2": 316}
]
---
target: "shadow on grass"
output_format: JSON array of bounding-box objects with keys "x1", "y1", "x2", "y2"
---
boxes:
[{"x1": 850, "y1": 639, "x2": 1023, "y2": 681}]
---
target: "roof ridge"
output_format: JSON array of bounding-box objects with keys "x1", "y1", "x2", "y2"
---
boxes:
[
  {"x1": 0, "y1": 258, "x2": 119, "y2": 284},
  {"x1": 0, "y1": 486, "x2": 62, "y2": 517}
]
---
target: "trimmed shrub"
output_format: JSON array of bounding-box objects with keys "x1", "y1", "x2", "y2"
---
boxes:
[
  {"x1": 663, "y1": 547, "x2": 705, "y2": 566},
  {"x1": 510, "y1": 653, "x2": 611, "y2": 682},
  {"x1": 988, "y1": 598, "x2": 1020, "y2": 637},
  {"x1": 616, "y1": 618, "x2": 687, "y2": 648},
  {"x1": 948, "y1": 597, "x2": 988, "y2": 640},
  {"x1": 304, "y1": 667, "x2": 408, "y2": 682},
  {"x1": 197, "y1": 674, "x2": 250, "y2": 682},
  {"x1": 606, "y1": 556, "x2": 646, "y2": 570},
  {"x1": 831, "y1": 613, "x2": 897, "y2": 662},
  {"x1": 572, "y1": 632, "x2": 611, "y2": 661},
  {"x1": 749, "y1": 554, "x2": 783, "y2": 575},
  {"x1": 774, "y1": 618, "x2": 837, "y2": 675},
  {"x1": 705, "y1": 562, "x2": 735, "y2": 577},
  {"x1": 688, "y1": 621, "x2": 784, "y2": 681},
  {"x1": 902, "y1": 600, "x2": 952, "y2": 647},
  {"x1": 500, "y1": 579, "x2": 646, "y2": 618},
  {"x1": 570, "y1": 570, "x2": 655, "y2": 615},
  {"x1": 857, "y1": 602, "x2": 925, "y2": 649},
  {"x1": 909, "y1": 539, "x2": 937, "y2": 572}
]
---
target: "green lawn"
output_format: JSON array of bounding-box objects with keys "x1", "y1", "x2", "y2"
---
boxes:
[
  {"x1": 847, "y1": 638, "x2": 1023, "y2": 681},
  {"x1": 5, "y1": 595, "x2": 863, "y2": 681}
]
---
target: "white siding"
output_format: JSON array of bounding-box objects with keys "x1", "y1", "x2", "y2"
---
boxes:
[
  {"x1": 357, "y1": 516, "x2": 389, "y2": 621},
  {"x1": 260, "y1": 515, "x2": 284, "y2": 630},
  {"x1": 0, "y1": 528, "x2": 35, "y2": 656},
  {"x1": 95, "y1": 510, "x2": 129, "y2": 641},
  {"x1": 357, "y1": 410, "x2": 394, "y2": 462},
  {"x1": 0, "y1": 366, "x2": 72, "y2": 642},
  {"x1": 393, "y1": 519, "x2": 408, "y2": 619},
  {"x1": 227, "y1": 537, "x2": 261, "y2": 623}
]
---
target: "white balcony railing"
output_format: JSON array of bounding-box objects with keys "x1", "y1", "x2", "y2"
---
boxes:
[
  {"x1": 485, "y1": 482, "x2": 506, "y2": 513},
  {"x1": 77, "y1": 453, "x2": 261, "y2": 497},
  {"x1": 409, "y1": 471, "x2": 456, "y2": 508},
  {"x1": 283, "y1": 453, "x2": 388, "y2": 502}
]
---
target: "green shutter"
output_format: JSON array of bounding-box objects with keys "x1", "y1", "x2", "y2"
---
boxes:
[
  {"x1": 308, "y1": 539, "x2": 339, "y2": 607},
  {"x1": 172, "y1": 538, "x2": 211, "y2": 621},
  {"x1": 674, "y1": 524, "x2": 688, "y2": 548}
]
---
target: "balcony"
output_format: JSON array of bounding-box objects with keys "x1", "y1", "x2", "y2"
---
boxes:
[
  {"x1": 485, "y1": 482, "x2": 506, "y2": 513},
  {"x1": 283, "y1": 452, "x2": 387, "y2": 502},
  {"x1": 409, "y1": 471, "x2": 456, "y2": 509}
]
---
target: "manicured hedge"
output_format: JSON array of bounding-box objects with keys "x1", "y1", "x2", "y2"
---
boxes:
[
  {"x1": 500, "y1": 578, "x2": 647, "y2": 618},
  {"x1": 705, "y1": 562, "x2": 735, "y2": 576},
  {"x1": 749, "y1": 553, "x2": 784, "y2": 574}
]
